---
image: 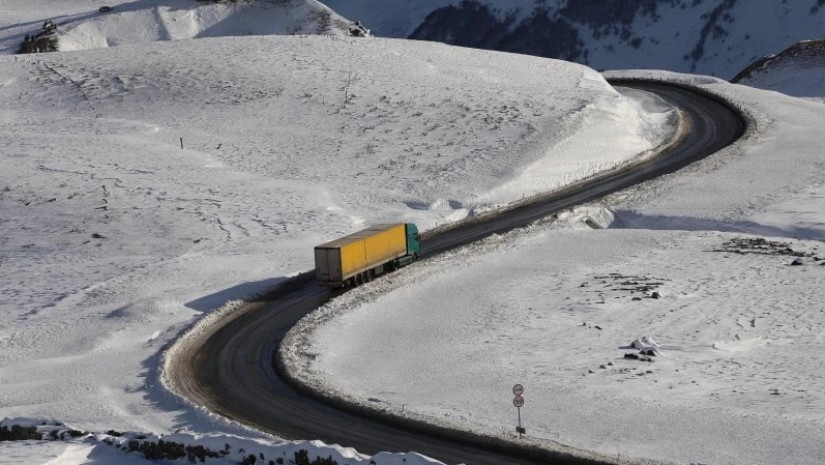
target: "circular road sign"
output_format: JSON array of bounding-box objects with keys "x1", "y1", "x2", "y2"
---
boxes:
[
  {"x1": 512, "y1": 384, "x2": 524, "y2": 396},
  {"x1": 513, "y1": 395, "x2": 525, "y2": 408}
]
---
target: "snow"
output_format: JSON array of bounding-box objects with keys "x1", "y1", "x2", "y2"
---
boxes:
[
  {"x1": 0, "y1": 0, "x2": 354, "y2": 54},
  {"x1": 736, "y1": 41, "x2": 825, "y2": 103},
  {"x1": 285, "y1": 73, "x2": 825, "y2": 465},
  {"x1": 0, "y1": 418, "x2": 443, "y2": 465},
  {"x1": 0, "y1": 1, "x2": 672, "y2": 462},
  {"x1": 4, "y1": 1, "x2": 825, "y2": 464},
  {"x1": 744, "y1": 63, "x2": 825, "y2": 102}
]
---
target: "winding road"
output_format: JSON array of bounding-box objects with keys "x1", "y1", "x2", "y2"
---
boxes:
[{"x1": 167, "y1": 81, "x2": 746, "y2": 465}]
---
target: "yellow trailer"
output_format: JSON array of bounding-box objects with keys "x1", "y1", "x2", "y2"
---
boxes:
[{"x1": 314, "y1": 223, "x2": 420, "y2": 287}]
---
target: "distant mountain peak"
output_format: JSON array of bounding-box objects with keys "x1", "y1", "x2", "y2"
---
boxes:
[{"x1": 322, "y1": 0, "x2": 825, "y2": 78}]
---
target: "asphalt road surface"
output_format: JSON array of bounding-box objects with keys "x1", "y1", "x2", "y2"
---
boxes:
[{"x1": 167, "y1": 81, "x2": 746, "y2": 465}]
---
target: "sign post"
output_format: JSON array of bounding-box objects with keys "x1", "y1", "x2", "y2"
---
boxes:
[{"x1": 512, "y1": 384, "x2": 526, "y2": 438}]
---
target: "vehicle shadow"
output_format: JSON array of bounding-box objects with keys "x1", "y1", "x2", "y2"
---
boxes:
[
  {"x1": 184, "y1": 277, "x2": 286, "y2": 312},
  {"x1": 134, "y1": 276, "x2": 293, "y2": 438}
]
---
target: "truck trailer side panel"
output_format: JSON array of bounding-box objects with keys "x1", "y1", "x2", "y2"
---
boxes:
[
  {"x1": 315, "y1": 224, "x2": 408, "y2": 284},
  {"x1": 339, "y1": 224, "x2": 407, "y2": 278}
]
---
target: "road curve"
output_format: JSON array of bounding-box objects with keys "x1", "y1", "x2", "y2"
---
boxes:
[{"x1": 167, "y1": 81, "x2": 746, "y2": 465}]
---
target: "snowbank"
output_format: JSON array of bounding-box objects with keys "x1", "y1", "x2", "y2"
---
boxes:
[{"x1": 0, "y1": 417, "x2": 443, "y2": 465}]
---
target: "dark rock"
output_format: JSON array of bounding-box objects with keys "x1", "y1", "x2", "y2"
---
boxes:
[
  {"x1": 790, "y1": 258, "x2": 803, "y2": 266},
  {"x1": 623, "y1": 353, "x2": 639, "y2": 360},
  {"x1": 349, "y1": 20, "x2": 369, "y2": 37},
  {"x1": 650, "y1": 291, "x2": 661, "y2": 299},
  {"x1": 0, "y1": 425, "x2": 42, "y2": 441},
  {"x1": 640, "y1": 347, "x2": 659, "y2": 357},
  {"x1": 99, "y1": 6, "x2": 113, "y2": 13},
  {"x1": 17, "y1": 26, "x2": 59, "y2": 54}
]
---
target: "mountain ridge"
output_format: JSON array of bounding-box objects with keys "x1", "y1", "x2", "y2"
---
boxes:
[
  {"x1": 321, "y1": 0, "x2": 825, "y2": 78},
  {"x1": 9, "y1": 0, "x2": 364, "y2": 54},
  {"x1": 732, "y1": 39, "x2": 825, "y2": 101}
]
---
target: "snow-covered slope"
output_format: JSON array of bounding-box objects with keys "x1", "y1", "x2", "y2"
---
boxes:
[
  {"x1": 2, "y1": 0, "x2": 357, "y2": 54},
  {"x1": 0, "y1": 21, "x2": 671, "y2": 461},
  {"x1": 4, "y1": 2, "x2": 823, "y2": 465},
  {"x1": 285, "y1": 72, "x2": 825, "y2": 465},
  {"x1": 322, "y1": 0, "x2": 825, "y2": 78},
  {"x1": 0, "y1": 418, "x2": 440, "y2": 465},
  {"x1": 733, "y1": 39, "x2": 825, "y2": 102}
]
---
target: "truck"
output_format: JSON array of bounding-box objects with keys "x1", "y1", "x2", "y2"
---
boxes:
[{"x1": 314, "y1": 223, "x2": 420, "y2": 287}]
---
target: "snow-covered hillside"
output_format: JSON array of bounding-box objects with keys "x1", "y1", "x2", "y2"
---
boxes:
[
  {"x1": 285, "y1": 72, "x2": 825, "y2": 465},
  {"x1": 4, "y1": 1, "x2": 824, "y2": 464},
  {"x1": 733, "y1": 39, "x2": 825, "y2": 102},
  {"x1": 2, "y1": 0, "x2": 358, "y2": 54},
  {"x1": 0, "y1": 0, "x2": 673, "y2": 456},
  {"x1": 323, "y1": 0, "x2": 825, "y2": 78}
]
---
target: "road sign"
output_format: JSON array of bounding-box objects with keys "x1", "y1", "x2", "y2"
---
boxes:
[
  {"x1": 512, "y1": 384, "x2": 526, "y2": 438},
  {"x1": 512, "y1": 384, "x2": 524, "y2": 396}
]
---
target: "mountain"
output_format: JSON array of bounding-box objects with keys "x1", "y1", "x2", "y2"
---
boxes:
[
  {"x1": 321, "y1": 0, "x2": 825, "y2": 78},
  {"x1": 732, "y1": 39, "x2": 825, "y2": 101},
  {"x1": 11, "y1": 0, "x2": 363, "y2": 54}
]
